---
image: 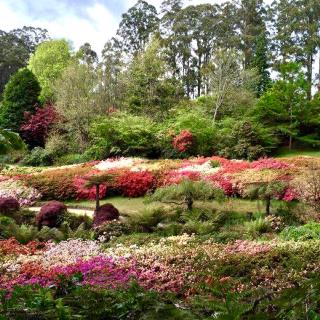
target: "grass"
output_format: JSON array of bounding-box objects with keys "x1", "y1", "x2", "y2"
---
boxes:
[
  {"x1": 63, "y1": 196, "x2": 283, "y2": 215},
  {"x1": 274, "y1": 147, "x2": 320, "y2": 158}
]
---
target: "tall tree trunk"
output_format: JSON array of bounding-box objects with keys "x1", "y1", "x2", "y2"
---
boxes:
[
  {"x1": 265, "y1": 197, "x2": 271, "y2": 215},
  {"x1": 307, "y1": 52, "x2": 313, "y2": 100},
  {"x1": 186, "y1": 196, "x2": 193, "y2": 212},
  {"x1": 95, "y1": 184, "x2": 100, "y2": 211}
]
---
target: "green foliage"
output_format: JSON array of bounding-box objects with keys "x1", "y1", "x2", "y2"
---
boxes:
[
  {"x1": 280, "y1": 222, "x2": 320, "y2": 241},
  {"x1": 125, "y1": 39, "x2": 184, "y2": 119},
  {"x1": 253, "y1": 62, "x2": 309, "y2": 149},
  {"x1": 148, "y1": 179, "x2": 224, "y2": 211},
  {"x1": 28, "y1": 39, "x2": 71, "y2": 102},
  {"x1": 0, "y1": 283, "x2": 194, "y2": 319},
  {"x1": 160, "y1": 105, "x2": 217, "y2": 157},
  {"x1": 244, "y1": 217, "x2": 271, "y2": 238},
  {"x1": 87, "y1": 113, "x2": 159, "y2": 159},
  {"x1": 126, "y1": 207, "x2": 166, "y2": 233},
  {"x1": 22, "y1": 147, "x2": 53, "y2": 166},
  {"x1": 0, "y1": 128, "x2": 26, "y2": 156},
  {"x1": 216, "y1": 118, "x2": 278, "y2": 160},
  {"x1": 0, "y1": 68, "x2": 40, "y2": 131}
]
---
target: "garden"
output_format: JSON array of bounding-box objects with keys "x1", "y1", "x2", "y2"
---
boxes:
[
  {"x1": 1, "y1": 155, "x2": 320, "y2": 318},
  {"x1": 2, "y1": 0, "x2": 320, "y2": 318}
]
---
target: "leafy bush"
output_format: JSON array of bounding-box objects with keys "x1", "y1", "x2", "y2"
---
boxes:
[
  {"x1": 0, "y1": 283, "x2": 194, "y2": 319},
  {"x1": 159, "y1": 106, "x2": 216, "y2": 157},
  {"x1": 95, "y1": 220, "x2": 130, "y2": 242},
  {"x1": 36, "y1": 201, "x2": 67, "y2": 229},
  {"x1": 26, "y1": 166, "x2": 92, "y2": 200},
  {"x1": 149, "y1": 179, "x2": 224, "y2": 211},
  {"x1": 244, "y1": 217, "x2": 271, "y2": 238},
  {"x1": 117, "y1": 170, "x2": 156, "y2": 197},
  {"x1": 93, "y1": 203, "x2": 120, "y2": 227},
  {"x1": 0, "y1": 68, "x2": 40, "y2": 131},
  {"x1": 22, "y1": 147, "x2": 54, "y2": 166},
  {"x1": 172, "y1": 130, "x2": 194, "y2": 153},
  {"x1": 216, "y1": 118, "x2": 278, "y2": 160},
  {"x1": 87, "y1": 113, "x2": 160, "y2": 159},
  {"x1": 127, "y1": 208, "x2": 166, "y2": 232},
  {"x1": 20, "y1": 104, "x2": 58, "y2": 148},
  {"x1": 280, "y1": 222, "x2": 320, "y2": 241},
  {"x1": 0, "y1": 197, "x2": 20, "y2": 215}
]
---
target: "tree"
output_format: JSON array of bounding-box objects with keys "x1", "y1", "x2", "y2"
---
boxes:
[
  {"x1": 271, "y1": 0, "x2": 320, "y2": 99},
  {"x1": 117, "y1": 0, "x2": 159, "y2": 56},
  {"x1": 84, "y1": 173, "x2": 117, "y2": 210},
  {"x1": 148, "y1": 179, "x2": 223, "y2": 212},
  {"x1": 54, "y1": 62, "x2": 106, "y2": 150},
  {"x1": 0, "y1": 128, "x2": 26, "y2": 155},
  {"x1": 0, "y1": 27, "x2": 49, "y2": 97},
  {"x1": 208, "y1": 49, "x2": 257, "y2": 121},
  {"x1": 0, "y1": 68, "x2": 40, "y2": 131},
  {"x1": 254, "y1": 62, "x2": 309, "y2": 149},
  {"x1": 125, "y1": 39, "x2": 184, "y2": 119},
  {"x1": 76, "y1": 42, "x2": 98, "y2": 65},
  {"x1": 245, "y1": 181, "x2": 287, "y2": 215},
  {"x1": 100, "y1": 38, "x2": 126, "y2": 111},
  {"x1": 28, "y1": 39, "x2": 71, "y2": 102}
]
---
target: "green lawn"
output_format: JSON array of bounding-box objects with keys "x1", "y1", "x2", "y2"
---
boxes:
[
  {"x1": 63, "y1": 196, "x2": 283, "y2": 215},
  {"x1": 274, "y1": 147, "x2": 320, "y2": 158}
]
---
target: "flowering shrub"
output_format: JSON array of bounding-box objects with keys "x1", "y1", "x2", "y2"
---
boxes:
[
  {"x1": 251, "y1": 158, "x2": 290, "y2": 170},
  {"x1": 0, "y1": 238, "x2": 47, "y2": 255},
  {"x1": 117, "y1": 171, "x2": 156, "y2": 197},
  {"x1": 205, "y1": 173, "x2": 234, "y2": 196},
  {"x1": 224, "y1": 240, "x2": 272, "y2": 255},
  {"x1": 26, "y1": 166, "x2": 93, "y2": 200},
  {"x1": 282, "y1": 187, "x2": 297, "y2": 202},
  {"x1": 172, "y1": 130, "x2": 193, "y2": 153},
  {"x1": 161, "y1": 170, "x2": 200, "y2": 186},
  {"x1": 95, "y1": 157, "x2": 138, "y2": 171},
  {"x1": 20, "y1": 105, "x2": 58, "y2": 148},
  {"x1": 0, "y1": 179, "x2": 41, "y2": 206},
  {"x1": 73, "y1": 171, "x2": 108, "y2": 200}
]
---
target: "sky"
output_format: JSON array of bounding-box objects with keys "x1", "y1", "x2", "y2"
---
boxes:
[{"x1": 0, "y1": 0, "x2": 232, "y2": 55}]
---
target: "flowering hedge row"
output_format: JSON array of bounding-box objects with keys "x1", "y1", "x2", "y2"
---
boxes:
[{"x1": 1, "y1": 155, "x2": 318, "y2": 204}]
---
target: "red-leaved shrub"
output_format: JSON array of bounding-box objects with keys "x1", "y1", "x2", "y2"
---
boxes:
[
  {"x1": 26, "y1": 166, "x2": 93, "y2": 200},
  {"x1": 20, "y1": 105, "x2": 59, "y2": 147},
  {"x1": 93, "y1": 203, "x2": 119, "y2": 227},
  {"x1": 173, "y1": 130, "x2": 194, "y2": 153},
  {"x1": 117, "y1": 171, "x2": 156, "y2": 197},
  {"x1": 36, "y1": 201, "x2": 67, "y2": 228},
  {"x1": 0, "y1": 197, "x2": 20, "y2": 215}
]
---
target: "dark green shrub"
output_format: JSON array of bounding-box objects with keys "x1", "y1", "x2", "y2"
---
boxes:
[
  {"x1": 0, "y1": 68, "x2": 40, "y2": 131},
  {"x1": 22, "y1": 147, "x2": 53, "y2": 166},
  {"x1": 216, "y1": 118, "x2": 278, "y2": 160},
  {"x1": 95, "y1": 220, "x2": 130, "y2": 242}
]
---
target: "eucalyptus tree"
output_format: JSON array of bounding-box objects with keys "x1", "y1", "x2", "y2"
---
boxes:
[{"x1": 117, "y1": 0, "x2": 159, "y2": 56}]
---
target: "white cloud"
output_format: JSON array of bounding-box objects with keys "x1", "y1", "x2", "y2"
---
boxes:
[
  {"x1": 0, "y1": 1, "x2": 118, "y2": 55},
  {"x1": 0, "y1": 0, "x2": 275, "y2": 56}
]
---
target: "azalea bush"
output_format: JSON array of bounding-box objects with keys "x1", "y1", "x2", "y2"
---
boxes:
[{"x1": 117, "y1": 170, "x2": 156, "y2": 197}]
